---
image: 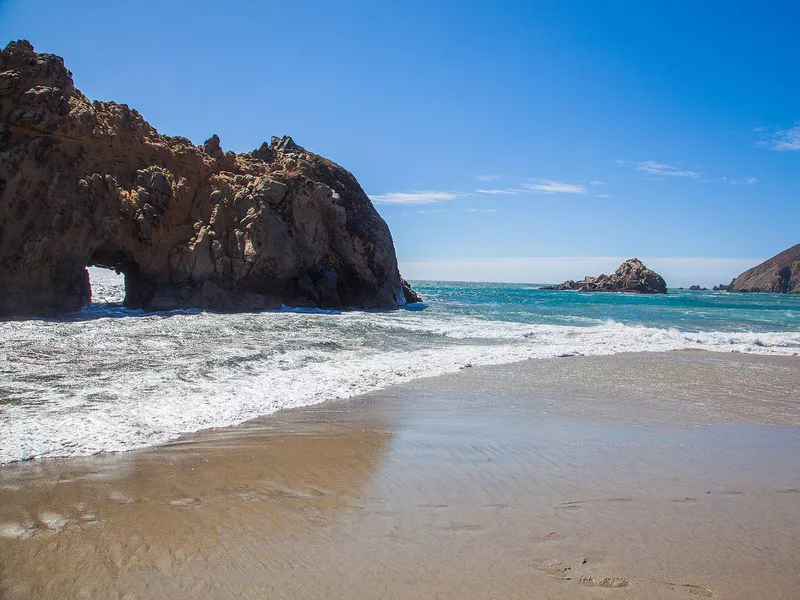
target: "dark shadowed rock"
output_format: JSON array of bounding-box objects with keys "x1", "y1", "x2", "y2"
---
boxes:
[
  {"x1": 201, "y1": 134, "x2": 224, "y2": 159},
  {"x1": 731, "y1": 244, "x2": 800, "y2": 293},
  {"x1": 542, "y1": 258, "x2": 667, "y2": 294},
  {"x1": 401, "y1": 277, "x2": 422, "y2": 303},
  {"x1": 0, "y1": 41, "x2": 418, "y2": 316}
]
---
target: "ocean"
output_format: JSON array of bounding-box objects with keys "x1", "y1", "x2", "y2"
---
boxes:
[{"x1": 1, "y1": 267, "x2": 799, "y2": 463}]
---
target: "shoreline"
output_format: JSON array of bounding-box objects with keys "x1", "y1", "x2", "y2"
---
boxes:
[
  {"x1": 1, "y1": 350, "x2": 799, "y2": 599},
  {"x1": 3, "y1": 346, "x2": 800, "y2": 465}
]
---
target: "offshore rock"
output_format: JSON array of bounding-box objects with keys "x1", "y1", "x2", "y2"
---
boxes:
[
  {"x1": 731, "y1": 243, "x2": 800, "y2": 294},
  {"x1": 542, "y1": 258, "x2": 667, "y2": 294},
  {"x1": 0, "y1": 40, "x2": 416, "y2": 315}
]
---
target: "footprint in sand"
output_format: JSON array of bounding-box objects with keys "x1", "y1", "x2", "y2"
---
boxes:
[
  {"x1": 579, "y1": 576, "x2": 630, "y2": 588},
  {"x1": 664, "y1": 582, "x2": 715, "y2": 597},
  {"x1": 671, "y1": 497, "x2": 698, "y2": 503},
  {"x1": 682, "y1": 584, "x2": 714, "y2": 597},
  {"x1": 776, "y1": 488, "x2": 799, "y2": 494},
  {"x1": 417, "y1": 504, "x2": 450, "y2": 509},
  {"x1": 555, "y1": 502, "x2": 585, "y2": 511},
  {"x1": 534, "y1": 563, "x2": 573, "y2": 580}
]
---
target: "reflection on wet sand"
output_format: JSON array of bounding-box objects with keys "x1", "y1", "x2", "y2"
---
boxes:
[
  {"x1": 0, "y1": 415, "x2": 394, "y2": 599},
  {"x1": 1, "y1": 351, "x2": 799, "y2": 599}
]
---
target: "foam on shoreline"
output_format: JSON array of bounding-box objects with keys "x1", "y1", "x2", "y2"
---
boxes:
[{"x1": 2, "y1": 273, "x2": 799, "y2": 463}]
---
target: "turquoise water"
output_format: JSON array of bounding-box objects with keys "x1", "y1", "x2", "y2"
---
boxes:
[
  {"x1": 2, "y1": 271, "x2": 798, "y2": 462},
  {"x1": 414, "y1": 281, "x2": 800, "y2": 334}
]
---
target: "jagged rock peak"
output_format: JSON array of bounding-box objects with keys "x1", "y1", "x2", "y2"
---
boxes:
[
  {"x1": 542, "y1": 258, "x2": 667, "y2": 294},
  {"x1": 271, "y1": 135, "x2": 301, "y2": 154},
  {"x1": 0, "y1": 40, "x2": 419, "y2": 316},
  {"x1": 202, "y1": 134, "x2": 224, "y2": 159}
]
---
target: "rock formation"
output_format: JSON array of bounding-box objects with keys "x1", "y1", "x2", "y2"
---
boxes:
[
  {"x1": 0, "y1": 40, "x2": 419, "y2": 316},
  {"x1": 542, "y1": 258, "x2": 667, "y2": 294},
  {"x1": 729, "y1": 244, "x2": 800, "y2": 294}
]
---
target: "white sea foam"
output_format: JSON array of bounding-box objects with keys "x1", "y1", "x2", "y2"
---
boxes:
[{"x1": 1, "y1": 272, "x2": 799, "y2": 463}]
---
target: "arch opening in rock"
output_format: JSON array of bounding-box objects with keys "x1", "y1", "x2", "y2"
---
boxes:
[
  {"x1": 86, "y1": 249, "x2": 154, "y2": 309},
  {"x1": 0, "y1": 41, "x2": 419, "y2": 316}
]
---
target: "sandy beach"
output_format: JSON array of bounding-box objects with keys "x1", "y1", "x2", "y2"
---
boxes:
[{"x1": 1, "y1": 350, "x2": 799, "y2": 599}]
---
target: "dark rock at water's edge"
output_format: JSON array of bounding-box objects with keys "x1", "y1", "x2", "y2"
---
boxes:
[
  {"x1": 0, "y1": 40, "x2": 418, "y2": 316},
  {"x1": 730, "y1": 244, "x2": 800, "y2": 294},
  {"x1": 713, "y1": 282, "x2": 734, "y2": 292},
  {"x1": 400, "y1": 277, "x2": 422, "y2": 304},
  {"x1": 688, "y1": 285, "x2": 708, "y2": 291},
  {"x1": 542, "y1": 258, "x2": 667, "y2": 294}
]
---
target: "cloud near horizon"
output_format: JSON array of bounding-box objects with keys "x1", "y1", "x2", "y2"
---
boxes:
[{"x1": 370, "y1": 190, "x2": 460, "y2": 205}]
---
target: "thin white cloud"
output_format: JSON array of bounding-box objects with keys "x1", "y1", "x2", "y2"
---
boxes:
[
  {"x1": 370, "y1": 190, "x2": 460, "y2": 205},
  {"x1": 466, "y1": 208, "x2": 498, "y2": 213},
  {"x1": 397, "y1": 208, "x2": 451, "y2": 217},
  {"x1": 475, "y1": 188, "x2": 520, "y2": 195},
  {"x1": 619, "y1": 160, "x2": 756, "y2": 185},
  {"x1": 474, "y1": 174, "x2": 502, "y2": 181},
  {"x1": 589, "y1": 180, "x2": 606, "y2": 186},
  {"x1": 758, "y1": 123, "x2": 800, "y2": 151},
  {"x1": 717, "y1": 176, "x2": 758, "y2": 185},
  {"x1": 594, "y1": 193, "x2": 610, "y2": 198},
  {"x1": 618, "y1": 160, "x2": 703, "y2": 179},
  {"x1": 375, "y1": 177, "x2": 603, "y2": 206},
  {"x1": 522, "y1": 179, "x2": 588, "y2": 194}
]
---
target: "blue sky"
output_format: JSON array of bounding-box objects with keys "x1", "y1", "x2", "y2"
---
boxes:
[{"x1": 2, "y1": 0, "x2": 798, "y2": 286}]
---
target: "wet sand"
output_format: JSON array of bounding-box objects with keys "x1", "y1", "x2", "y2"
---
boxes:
[{"x1": 1, "y1": 351, "x2": 799, "y2": 599}]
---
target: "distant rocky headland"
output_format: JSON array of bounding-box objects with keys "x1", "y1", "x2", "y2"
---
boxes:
[
  {"x1": 716, "y1": 244, "x2": 800, "y2": 294},
  {"x1": 0, "y1": 40, "x2": 419, "y2": 316},
  {"x1": 542, "y1": 258, "x2": 667, "y2": 294}
]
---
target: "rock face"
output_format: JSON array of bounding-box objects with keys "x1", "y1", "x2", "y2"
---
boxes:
[
  {"x1": 542, "y1": 258, "x2": 667, "y2": 294},
  {"x1": 730, "y1": 244, "x2": 800, "y2": 294},
  {"x1": 0, "y1": 41, "x2": 418, "y2": 315}
]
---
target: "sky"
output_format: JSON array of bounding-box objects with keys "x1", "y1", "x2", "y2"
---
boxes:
[{"x1": 2, "y1": 0, "x2": 798, "y2": 286}]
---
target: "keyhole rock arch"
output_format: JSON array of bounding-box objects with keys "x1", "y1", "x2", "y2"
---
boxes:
[{"x1": 0, "y1": 41, "x2": 419, "y2": 316}]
